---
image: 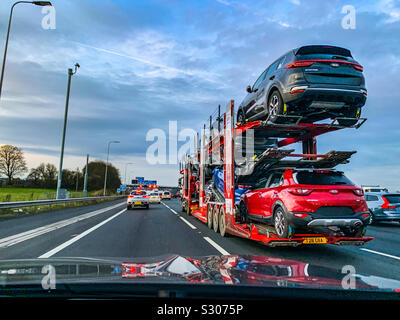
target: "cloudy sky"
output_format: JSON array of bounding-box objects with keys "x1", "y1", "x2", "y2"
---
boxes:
[{"x1": 0, "y1": 0, "x2": 399, "y2": 189}]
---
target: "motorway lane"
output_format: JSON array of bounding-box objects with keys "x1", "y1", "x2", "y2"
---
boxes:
[
  {"x1": 165, "y1": 199, "x2": 400, "y2": 281},
  {"x1": 0, "y1": 198, "x2": 399, "y2": 282},
  {"x1": 0, "y1": 199, "x2": 220, "y2": 260}
]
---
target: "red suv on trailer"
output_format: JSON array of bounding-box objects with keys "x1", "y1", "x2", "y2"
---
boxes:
[{"x1": 239, "y1": 168, "x2": 370, "y2": 238}]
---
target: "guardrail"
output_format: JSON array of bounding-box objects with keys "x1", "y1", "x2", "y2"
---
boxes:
[{"x1": 0, "y1": 195, "x2": 126, "y2": 210}]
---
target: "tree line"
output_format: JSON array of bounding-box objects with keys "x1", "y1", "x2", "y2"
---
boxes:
[{"x1": 0, "y1": 144, "x2": 121, "y2": 191}]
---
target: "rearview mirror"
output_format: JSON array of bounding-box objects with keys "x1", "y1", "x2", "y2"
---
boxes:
[{"x1": 246, "y1": 85, "x2": 252, "y2": 93}]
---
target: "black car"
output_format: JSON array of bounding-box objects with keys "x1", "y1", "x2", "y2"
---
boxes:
[{"x1": 237, "y1": 45, "x2": 367, "y2": 126}]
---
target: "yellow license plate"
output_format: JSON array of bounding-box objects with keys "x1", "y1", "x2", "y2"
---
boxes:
[
  {"x1": 303, "y1": 237, "x2": 327, "y2": 244},
  {"x1": 134, "y1": 201, "x2": 142, "y2": 205}
]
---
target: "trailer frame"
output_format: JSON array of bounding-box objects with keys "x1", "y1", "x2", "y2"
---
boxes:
[{"x1": 180, "y1": 100, "x2": 373, "y2": 247}]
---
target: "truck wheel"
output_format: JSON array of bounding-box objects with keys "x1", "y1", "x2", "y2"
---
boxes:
[
  {"x1": 219, "y1": 207, "x2": 228, "y2": 237},
  {"x1": 213, "y1": 205, "x2": 219, "y2": 233},
  {"x1": 186, "y1": 203, "x2": 191, "y2": 216},
  {"x1": 181, "y1": 200, "x2": 186, "y2": 213},
  {"x1": 274, "y1": 207, "x2": 290, "y2": 239},
  {"x1": 207, "y1": 204, "x2": 213, "y2": 229},
  {"x1": 127, "y1": 205, "x2": 131, "y2": 211},
  {"x1": 145, "y1": 204, "x2": 149, "y2": 209}
]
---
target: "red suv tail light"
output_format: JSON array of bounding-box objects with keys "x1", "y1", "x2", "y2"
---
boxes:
[
  {"x1": 285, "y1": 60, "x2": 315, "y2": 68},
  {"x1": 381, "y1": 196, "x2": 396, "y2": 209},
  {"x1": 352, "y1": 189, "x2": 364, "y2": 196},
  {"x1": 285, "y1": 59, "x2": 363, "y2": 72},
  {"x1": 288, "y1": 188, "x2": 313, "y2": 196}
]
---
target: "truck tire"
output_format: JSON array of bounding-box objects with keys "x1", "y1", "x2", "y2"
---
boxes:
[
  {"x1": 186, "y1": 203, "x2": 191, "y2": 216},
  {"x1": 181, "y1": 200, "x2": 186, "y2": 213},
  {"x1": 219, "y1": 207, "x2": 228, "y2": 237},
  {"x1": 213, "y1": 205, "x2": 219, "y2": 233},
  {"x1": 207, "y1": 204, "x2": 213, "y2": 229}
]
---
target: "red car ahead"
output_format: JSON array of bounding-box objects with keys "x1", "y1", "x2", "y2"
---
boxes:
[{"x1": 239, "y1": 168, "x2": 370, "y2": 238}]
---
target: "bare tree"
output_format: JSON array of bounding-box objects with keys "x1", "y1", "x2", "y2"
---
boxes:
[{"x1": 0, "y1": 145, "x2": 28, "y2": 184}]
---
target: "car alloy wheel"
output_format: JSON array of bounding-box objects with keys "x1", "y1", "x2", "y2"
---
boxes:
[
  {"x1": 274, "y1": 208, "x2": 289, "y2": 238},
  {"x1": 269, "y1": 95, "x2": 279, "y2": 116},
  {"x1": 237, "y1": 110, "x2": 245, "y2": 124},
  {"x1": 268, "y1": 90, "x2": 283, "y2": 123}
]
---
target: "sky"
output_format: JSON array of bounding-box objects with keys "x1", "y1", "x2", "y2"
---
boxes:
[{"x1": 0, "y1": 0, "x2": 399, "y2": 190}]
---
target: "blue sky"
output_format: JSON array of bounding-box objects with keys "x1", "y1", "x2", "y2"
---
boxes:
[{"x1": 0, "y1": 0, "x2": 399, "y2": 189}]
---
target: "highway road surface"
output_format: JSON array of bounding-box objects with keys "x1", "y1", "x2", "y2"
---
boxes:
[{"x1": 0, "y1": 199, "x2": 399, "y2": 281}]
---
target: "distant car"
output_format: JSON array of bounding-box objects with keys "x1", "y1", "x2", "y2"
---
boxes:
[
  {"x1": 362, "y1": 186, "x2": 389, "y2": 193},
  {"x1": 239, "y1": 168, "x2": 370, "y2": 238},
  {"x1": 237, "y1": 45, "x2": 367, "y2": 126},
  {"x1": 127, "y1": 190, "x2": 149, "y2": 210},
  {"x1": 161, "y1": 191, "x2": 172, "y2": 200},
  {"x1": 149, "y1": 191, "x2": 161, "y2": 204},
  {"x1": 364, "y1": 192, "x2": 400, "y2": 224}
]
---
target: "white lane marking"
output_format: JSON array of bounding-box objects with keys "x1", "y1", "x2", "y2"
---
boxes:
[
  {"x1": 162, "y1": 202, "x2": 180, "y2": 215},
  {"x1": 39, "y1": 208, "x2": 126, "y2": 258},
  {"x1": 0, "y1": 202, "x2": 124, "y2": 248},
  {"x1": 162, "y1": 202, "x2": 196, "y2": 229},
  {"x1": 161, "y1": 202, "x2": 177, "y2": 214},
  {"x1": 203, "y1": 237, "x2": 230, "y2": 255},
  {"x1": 179, "y1": 216, "x2": 197, "y2": 229},
  {"x1": 360, "y1": 248, "x2": 400, "y2": 261},
  {"x1": 161, "y1": 202, "x2": 230, "y2": 255}
]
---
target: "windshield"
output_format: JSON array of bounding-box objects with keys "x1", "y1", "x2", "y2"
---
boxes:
[{"x1": 0, "y1": 0, "x2": 399, "y2": 306}]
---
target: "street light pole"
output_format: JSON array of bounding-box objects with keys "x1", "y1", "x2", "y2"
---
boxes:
[
  {"x1": 124, "y1": 162, "x2": 133, "y2": 185},
  {"x1": 0, "y1": 1, "x2": 52, "y2": 101},
  {"x1": 83, "y1": 154, "x2": 89, "y2": 197},
  {"x1": 103, "y1": 140, "x2": 120, "y2": 196},
  {"x1": 55, "y1": 63, "x2": 80, "y2": 199}
]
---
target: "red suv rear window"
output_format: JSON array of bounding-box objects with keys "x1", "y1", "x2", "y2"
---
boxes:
[{"x1": 294, "y1": 171, "x2": 353, "y2": 186}]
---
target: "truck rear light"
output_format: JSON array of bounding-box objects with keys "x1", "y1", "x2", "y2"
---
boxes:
[
  {"x1": 362, "y1": 213, "x2": 370, "y2": 218},
  {"x1": 285, "y1": 60, "x2": 315, "y2": 68},
  {"x1": 352, "y1": 189, "x2": 364, "y2": 196},
  {"x1": 289, "y1": 188, "x2": 313, "y2": 196},
  {"x1": 128, "y1": 195, "x2": 133, "y2": 198},
  {"x1": 293, "y1": 213, "x2": 309, "y2": 218},
  {"x1": 381, "y1": 196, "x2": 396, "y2": 209}
]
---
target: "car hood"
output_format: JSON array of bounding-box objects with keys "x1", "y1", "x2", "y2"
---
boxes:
[{"x1": 1, "y1": 254, "x2": 400, "y2": 293}]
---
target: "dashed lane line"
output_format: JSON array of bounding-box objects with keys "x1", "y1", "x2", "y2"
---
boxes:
[{"x1": 38, "y1": 208, "x2": 126, "y2": 258}]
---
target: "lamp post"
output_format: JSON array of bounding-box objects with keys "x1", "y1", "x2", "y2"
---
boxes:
[
  {"x1": 0, "y1": 1, "x2": 52, "y2": 101},
  {"x1": 103, "y1": 140, "x2": 120, "y2": 196},
  {"x1": 55, "y1": 63, "x2": 80, "y2": 199},
  {"x1": 124, "y1": 162, "x2": 134, "y2": 185},
  {"x1": 83, "y1": 154, "x2": 89, "y2": 197}
]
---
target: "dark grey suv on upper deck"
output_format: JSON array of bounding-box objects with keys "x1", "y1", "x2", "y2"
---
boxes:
[
  {"x1": 365, "y1": 192, "x2": 400, "y2": 224},
  {"x1": 237, "y1": 45, "x2": 367, "y2": 126}
]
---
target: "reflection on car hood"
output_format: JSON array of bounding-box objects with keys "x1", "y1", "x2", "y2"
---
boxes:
[{"x1": 1, "y1": 254, "x2": 400, "y2": 292}]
